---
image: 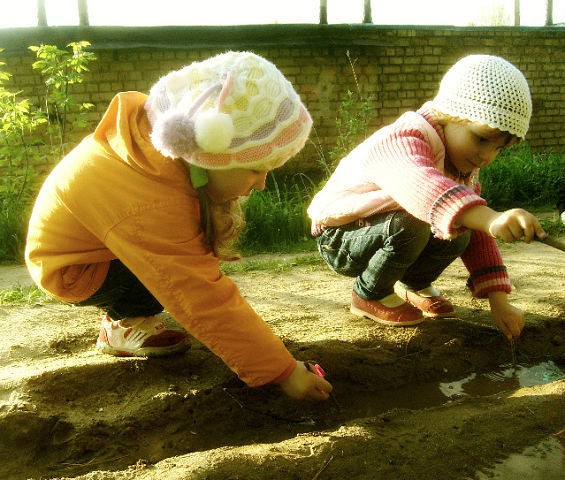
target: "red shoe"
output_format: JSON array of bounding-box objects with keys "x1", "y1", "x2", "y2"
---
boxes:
[
  {"x1": 350, "y1": 291, "x2": 424, "y2": 326},
  {"x1": 96, "y1": 315, "x2": 189, "y2": 357},
  {"x1": 399, "y1": 286, "x2": 455, "y2": 318}
]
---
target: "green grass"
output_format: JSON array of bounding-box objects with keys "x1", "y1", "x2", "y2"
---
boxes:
[
  {"x1": 238, "y1": 172, "x2": 317, "y2": 254},
  {"x1": 0, "y1": 284, "x2": 51, "y2": 305},
  {"x1": 0, "y1": 197, "x2": 28, "y2": 264},
  {"x1": 1, "y1": 144, "x2": 563, "y2": 264},
  {"x1": 220, "y1": 252, "x2": 322, "y2": 275},
  {"x1": 479, "y1": 143, "x2": 564, "y2": 209},
  {"x1": 539, "y1": 215, "x2": 565, "y2": 238}
]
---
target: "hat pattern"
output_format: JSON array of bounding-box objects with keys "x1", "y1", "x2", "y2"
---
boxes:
[
  {"x1": 432, "y1": 55, "x2": 532, "y2": 138},
  {"x1": 146, "y1": 51, "x2": 312, "y2": 170}
]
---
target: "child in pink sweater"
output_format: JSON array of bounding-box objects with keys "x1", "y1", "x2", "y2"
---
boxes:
[{"x1": 308, "y1": 54, "x2": 546, "y2": 340}]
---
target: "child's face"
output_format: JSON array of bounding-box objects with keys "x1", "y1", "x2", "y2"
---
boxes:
[
  {"x1": 205, "y1": 168, "x2": 268, "y2": 203},
  {"x1": 443, "y1": 121, "x2": 517, "y2": 174}
]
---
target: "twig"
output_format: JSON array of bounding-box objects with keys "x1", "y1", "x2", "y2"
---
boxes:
[
  {"x1": 538, "y1": 236, "x2": 565, "y2": 252},
  {"x1": 312, "y1": 454, "x2": 334, "y2": 480},
  {"x1": 509, "y1": 338, "x2": 518, "y2": 366},
  {"x1": 54, "y1": 454, "x2": 129, "y2": 470}
]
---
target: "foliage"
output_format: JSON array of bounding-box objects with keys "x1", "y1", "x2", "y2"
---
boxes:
[
  {"x1": 479, "y1": 142, "x2": 565, "y2": 208},
  {"x1": 0, "y1": 45, "x2": 563, "y2": 263},
  {"x1": 0, "y1": 42, "x2": 97, "y2": 263},
  {"x1": 0, "y1": 197, "x2": 29, "y2": 263},
  {"x1": 316, "y1": 51, "x2": 375, "y2": 177},
  {"x1": 0, "y1": 284, "x2": 51, "y2": 305},
  {"x1": 29, "y1": 41, "x2": 96, "y2": 157},
  {"x1": 241, "y1": 51, "x2": 376, "y2": 255},
  {"x1": 239, "y1": 172, "x2": 316, "y2": 254},
  {"x1": 220, "y1": 252, "x2": 322, "y2": 275},
  {"x1": 539, "y1": 215, "x2": 565, "y2": 239},
  {"x1": 0, "y1": 49, "x2": 43, "y2": 263}
]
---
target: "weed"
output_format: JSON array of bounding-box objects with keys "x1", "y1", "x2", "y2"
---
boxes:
[
  {"x1": 480, "y1": 143, "x2": 565, "y2": 209},
  {"x1": 539, "y1": 215, "x2": 565, "y2": 238},
  {"x1": 29, "y1": 41, "x2": 96, "y2": 157},
  {"x1": 220, "y1": 252, "x2": 323, "y2": 275},
  {"x1": 238, "y1": 51, "x2": 376, "y2": 254},
  {"x1": 317, "y1": 51, "x2": 375, "y2": 176},
  {"x1": 239, "y1": 172, "x2": 317, "y2": 254},
  {"x1": 0, "y1": 42, "x2": 97, "y2": 263},
  {"x1": 0, "y1": 284, "x2": 51, "y2": 305}
]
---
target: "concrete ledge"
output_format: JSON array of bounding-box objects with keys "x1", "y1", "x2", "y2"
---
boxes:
[{"x1": 1, "y1": 24, "x2": 562, "y2": 53}]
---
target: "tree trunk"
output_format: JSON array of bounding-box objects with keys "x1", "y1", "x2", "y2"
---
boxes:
[
  {"x1": 37, "y1": 0, "x2": 47, "y2": 26},
  {"x1": 514, "y1": 0, "x2": 520, "y2": 26},
  {"x1": 546, "y1": 0, "x2": 554, "y2": 25},
  {"x1": 319, "y1": 0, "x2": 327, "y2": 24},
  {"x1": 78, "y1": 0, "x2": 89, "y2": 26},
  {"x1": 363, "y1": 0, "x2": 372, "y2": 24}
]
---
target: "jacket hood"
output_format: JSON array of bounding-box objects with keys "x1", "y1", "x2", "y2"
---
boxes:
[{"x1": 93, "y1": 91, "x2": 182, "y2": 179}]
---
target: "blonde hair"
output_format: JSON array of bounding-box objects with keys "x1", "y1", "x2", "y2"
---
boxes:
[
  {"x1": 197, "y1": 188, "x2": 245, "y2": 261},
  {"x1": 430, "y1": 109, "x2": 470, "y2": 126},
  {"x1": 432, "y1": 109, "x2": 521, "y2": 148}
]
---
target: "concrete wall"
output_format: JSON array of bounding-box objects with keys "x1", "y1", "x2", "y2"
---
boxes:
[{"x1": 1, "y1": 24, "x2": 564, "y2": 174}]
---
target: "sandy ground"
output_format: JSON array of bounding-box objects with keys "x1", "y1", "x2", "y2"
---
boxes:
[{"x1": 0, "y1": 239, "x2": 564, "y2": 480}]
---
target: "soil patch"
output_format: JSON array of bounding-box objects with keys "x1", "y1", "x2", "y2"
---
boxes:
[{"x1": 0, "y1": 240, "x2": 564, "y2": 480}]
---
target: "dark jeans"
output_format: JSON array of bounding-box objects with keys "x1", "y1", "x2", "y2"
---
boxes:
[
  {"x1": 74, "y1": 260, "x2": 163, "y2": 320},
  {"x1": 316, "y1": 211, "x2": 471, "y2": 301}
]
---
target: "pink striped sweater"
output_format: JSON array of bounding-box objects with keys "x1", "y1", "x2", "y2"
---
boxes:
[{"x1": 308, "y1": 103, "x2": 512, "y2": 298}]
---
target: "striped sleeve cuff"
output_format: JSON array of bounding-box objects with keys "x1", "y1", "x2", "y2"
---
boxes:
[
  {"x1": 429, "y1": 185, "x2": 486, "y2": 240},
  {"x1": 466, "y1": 265, "x2": 512, "y2": 298}
]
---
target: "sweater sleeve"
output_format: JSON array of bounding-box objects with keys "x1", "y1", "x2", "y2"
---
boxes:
[
  {"x1": 103, "y1": 202, "x2": 296, "y2": 387},
  {"x1": 363, "y1": 126, "x2": 486, "y2": 239},
  {"x1": 461, "y1": 230, "x2": 512, "y2": 298}
]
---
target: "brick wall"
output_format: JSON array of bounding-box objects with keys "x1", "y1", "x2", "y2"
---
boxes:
[{"x1": 1, "y1": 24, "x2": 564, "y2": 175}]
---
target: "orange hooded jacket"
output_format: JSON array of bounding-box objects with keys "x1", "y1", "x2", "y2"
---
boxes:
[{"x1": 25, "y1": 91, "x2": 296, "y2": 387}]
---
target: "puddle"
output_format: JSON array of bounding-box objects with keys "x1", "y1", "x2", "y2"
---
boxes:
[
  {"x1": 341, "y1": 361, "x2": 564, "y2": 479},
  {"x1": 348, "y1": 360, "x2": 564, "y2": 418},
  {"x1": 475, "y1": 435, "x2": 564, "y2": 480},
  {"x1": 439, "y1": 360, "x2": 565, "y2": 399}
]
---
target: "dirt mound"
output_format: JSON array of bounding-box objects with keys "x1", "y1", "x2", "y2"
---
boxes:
[{"x1": 0, "y1": 240, "x2": 564, "y2": 480}]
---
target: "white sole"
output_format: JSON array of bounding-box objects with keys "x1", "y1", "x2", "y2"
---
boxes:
[{"x1": 96, "y1": 339, "x2": 189, "y2": 357}]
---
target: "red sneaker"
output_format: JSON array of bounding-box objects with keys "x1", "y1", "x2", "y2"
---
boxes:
[
  {"x1": 399, "y1": 286, "x2": 455, "y2": 318},
  {"x1": 350, "y1": 291, "x2": 424, "y2": 326},
  {"x1": 96, "y1": 315, "x2": 189, "y2": 357}
]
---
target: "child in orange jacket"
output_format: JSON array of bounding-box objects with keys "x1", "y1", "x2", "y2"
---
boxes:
[{"x1": 25, "y1": 51, "x2": 332, "y2": 401}]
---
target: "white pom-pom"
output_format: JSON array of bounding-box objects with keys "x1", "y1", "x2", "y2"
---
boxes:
[
  {"x1": 194, "y1": 110, "x2": 234, "y2": 153},
  {"x1": 151, "y1": 110, "x2": 197, "y2": 158}
]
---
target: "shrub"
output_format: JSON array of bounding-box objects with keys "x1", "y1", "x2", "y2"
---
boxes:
[
  {"x1": 239, "y1": 172, "x2": 316, "y2": 254},
  {"x1": 480, "y1": 142, "x2": 565, "y2": 209},
  {"x1": 0, "y1": 42, "x2": 97, "y2": 263}
]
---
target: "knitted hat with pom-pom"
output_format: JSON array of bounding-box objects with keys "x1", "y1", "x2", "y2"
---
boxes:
[
  {"x1": 145, "y1": 51, "x2": 312, "y2": 171},
  {"x1": 432, "y1": 54, "x2": 532, "y2": 138}
]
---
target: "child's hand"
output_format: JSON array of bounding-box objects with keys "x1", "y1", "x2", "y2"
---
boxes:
[
  {"x1": 279, "y1": 361, "x2": 333, "y2": 401},
  {"x1": 488, "y1": 291, "x2": 525, "y2": 340},
  {"x1": 488, "y1": 208, "x2": 546, "y2": 243}
]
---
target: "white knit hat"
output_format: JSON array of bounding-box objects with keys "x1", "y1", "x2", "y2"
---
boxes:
[
  {"x1": 432, "y1": 55, "x2": 532, "y2": 138},
  {"x1": 145, "y1": 51, "x2": 312, "y2": 170}
]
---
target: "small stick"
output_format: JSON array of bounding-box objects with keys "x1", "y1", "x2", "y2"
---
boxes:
[
  {"x1": 305, "y1": 362, "x2": 341, "y2": 411},
  {"x1": 538, "y1": 236, "x2": 565, "y2": 252},
  {"x1": 509, "y1": 338, "x2": 518, "y2": 366},
  {"x1": 312, "y1": 454, "x2": 334, "y2": 480}
]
